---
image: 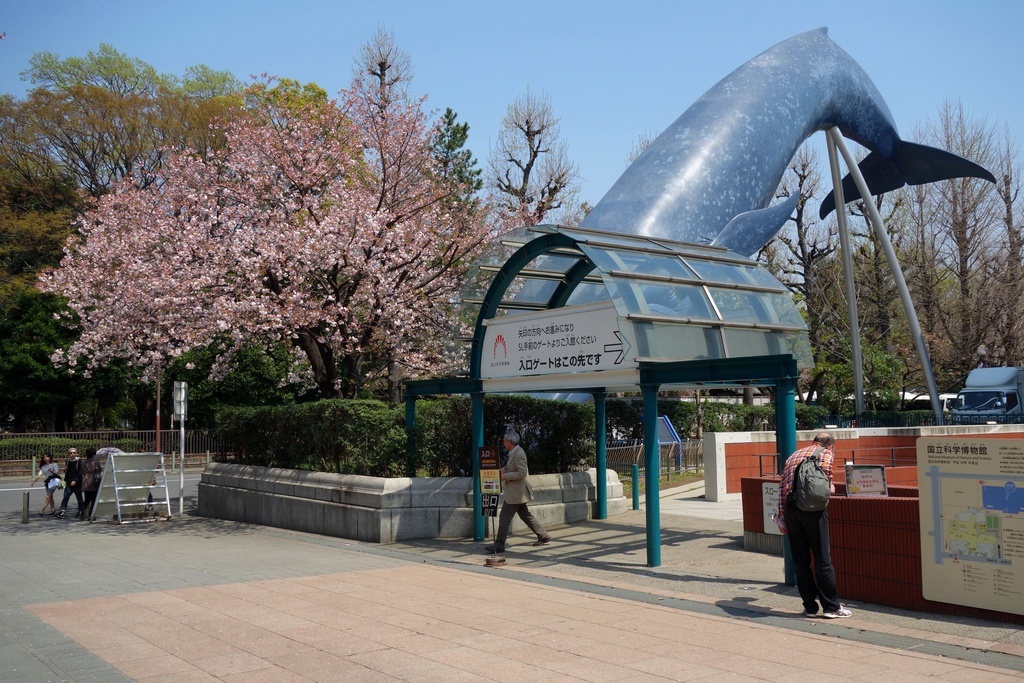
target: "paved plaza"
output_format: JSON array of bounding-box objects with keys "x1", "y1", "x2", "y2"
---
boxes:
[{"x1": 2, "y1": 480, "x2": 1023, "y2": 682}]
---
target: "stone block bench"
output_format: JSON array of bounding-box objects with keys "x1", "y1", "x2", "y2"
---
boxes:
[{"x1": 197, "y1": 463, "x2": 628, "y2": 544}]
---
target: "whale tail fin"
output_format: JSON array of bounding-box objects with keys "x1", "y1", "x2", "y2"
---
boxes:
[{"x1": 819, "y1": 141, "x2": 996, "y2": 218}]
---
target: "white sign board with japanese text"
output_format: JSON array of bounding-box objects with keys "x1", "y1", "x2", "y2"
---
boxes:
[
  {"x1": 845, "y1": 464, "x2": 888, "y2": 497},
  {"x1": 762, "y1": 481, "x2": 781, "y2": 535},
  {"x1": 480, "y1": 302, "x2": 636, "y2": 379},
  {"x1": 917, "y1": 436, "x2": 1024, "y2": 615}
]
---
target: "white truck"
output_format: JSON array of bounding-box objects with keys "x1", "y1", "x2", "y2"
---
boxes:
[{"x1": 951, "y1": 366, "x2": 1024, "y2": 424}]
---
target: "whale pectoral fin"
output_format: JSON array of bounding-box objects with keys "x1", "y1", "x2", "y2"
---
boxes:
[
  {"x1": 820, "y1": 143, "x2": 997, "y2": 218},
  {"x1": 711, "y1": 193, "x2": 799, "y2": 257}
]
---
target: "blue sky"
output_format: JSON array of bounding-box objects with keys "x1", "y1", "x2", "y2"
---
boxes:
[{"x1": 3, "y1": 0, "x2": 1022, "y2": 206}]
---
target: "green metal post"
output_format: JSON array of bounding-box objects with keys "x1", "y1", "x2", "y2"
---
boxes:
[
  {"x1": 631, "y1": 464, "x2": 640, "y2": 510},
  {"x1": 642, "y1": 383, "x2": 661, "y2": 567},
  {"x1": 472, "y1": 392, "x2": 485, "y2": 541},
  {"x1": 775, "y1": 376, "x2": 798, "y2": 585},
  {"x1": 594, "y1": 391, "x2": 607, "y2": 519}
]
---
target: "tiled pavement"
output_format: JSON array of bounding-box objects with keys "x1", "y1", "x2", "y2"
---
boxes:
[{"x1": 3, "y1": 482, "x2": 1024, "y2": 682}]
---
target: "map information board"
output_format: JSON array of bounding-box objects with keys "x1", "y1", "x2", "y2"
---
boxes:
[{"x1": 917, "y1": 437, "x2": 1024, "y2": 615}]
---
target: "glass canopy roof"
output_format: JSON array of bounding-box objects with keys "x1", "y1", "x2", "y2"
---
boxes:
[{"x1": 457, "y1": 224, "x2": 811, "y2": 381}]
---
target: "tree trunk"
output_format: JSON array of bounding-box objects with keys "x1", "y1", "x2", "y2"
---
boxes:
[{"x1": 294, "y1": 331, "x2": 342, "y2": 399}]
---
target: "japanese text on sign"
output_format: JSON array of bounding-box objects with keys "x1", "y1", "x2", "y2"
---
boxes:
[{"x1": 481, "y1": 302, "x2": 636, "y2": 379}]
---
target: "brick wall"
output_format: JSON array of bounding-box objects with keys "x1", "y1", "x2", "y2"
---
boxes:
[{"x1": 722, "y1": 426, "x2": 1024, "y2": 495}]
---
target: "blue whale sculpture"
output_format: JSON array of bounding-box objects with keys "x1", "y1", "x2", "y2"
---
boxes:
[{"x1": 579, "y1": 27, "x2": 995, "y2": 256}]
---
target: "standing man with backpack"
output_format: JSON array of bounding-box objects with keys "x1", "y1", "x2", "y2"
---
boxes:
[{"x1": 776, "y1": 432, "x2": 852, "y2": 619}]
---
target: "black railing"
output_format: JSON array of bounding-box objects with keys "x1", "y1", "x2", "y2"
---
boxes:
[
  {"x1": 0, "y1": 430, "x2": 222, "y2": 460},
  {"x1": 813, "y1": 413, "x2": 941, "y2": 429},
  {"x1": 605, "y1": 438, "x2": 703, "y2": 477}
]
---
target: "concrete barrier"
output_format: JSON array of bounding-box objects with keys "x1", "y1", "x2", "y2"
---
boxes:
[{"x1": 198, "y1": 463, "x2": 628, "y2": 544}]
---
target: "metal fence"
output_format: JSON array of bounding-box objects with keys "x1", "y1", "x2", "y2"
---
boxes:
[
  {"x1": 0, "y1": 429, "x2": 222, "y2": 457},
  {"x1": 605, "y1": 438, "x2": 703, "y2": 478},
  {"x1": 813, "y1": 414, "x2": 933, "y2": 429},
  {"x1": 758, "y1": 443, "x2": 918, "y2": 477},
  {"x1": 1, "y1": 430, "x2": 708, "y2": 479},
  {"x1": 0, "y1": 430, "x2": 222, "y2": 477}
]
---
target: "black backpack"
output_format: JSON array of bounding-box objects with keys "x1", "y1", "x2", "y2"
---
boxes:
[{"x1": 793, "y1": 447, "x2": 830, "y2": 512}]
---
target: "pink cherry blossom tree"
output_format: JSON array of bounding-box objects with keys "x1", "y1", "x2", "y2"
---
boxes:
[{"x1": 41, "y1": 73, "x2": 491, "y2": 400}]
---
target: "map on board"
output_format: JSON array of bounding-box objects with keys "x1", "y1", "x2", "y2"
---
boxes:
[
  {"x1": 943, "y1": 506, "x2": 1004, "y2": 563},
  {"x1": 918, "y1": 437, "x2": 1024, "y2": 615}
]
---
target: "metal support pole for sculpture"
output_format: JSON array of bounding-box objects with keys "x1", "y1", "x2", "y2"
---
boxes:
[
  {"x1": 826, "y1": 129, "x2": 865, "y2": 418},
  {"x1": 827, "y1": 130, "x2": 945, "y2": 424}
]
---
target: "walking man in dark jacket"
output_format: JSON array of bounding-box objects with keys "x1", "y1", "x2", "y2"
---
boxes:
[{"x1": 56, "y1": 448, "x2": 84, "y2": 519}]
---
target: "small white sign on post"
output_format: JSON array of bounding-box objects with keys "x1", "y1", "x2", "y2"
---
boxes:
[
  {"x1": 172, "y1": 381, "x2": 188, "y2": 422},
  {"x1": 172, "y1": 381, "x2": 187, "y2": 516},
  {"x1": 845, "y1": 464, "x2": 888, "y2": 497},
  {"x1": 762, "y1": 481, "x2": 782, "y2": 535}
]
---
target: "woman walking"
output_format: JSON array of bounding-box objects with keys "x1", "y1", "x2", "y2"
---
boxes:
[
  {"x1": 31, "y1": 453, "x2": 61, "y2": 515},
  {"x1": 81, "y1": 448, "x2": 103, "y2": 520}
]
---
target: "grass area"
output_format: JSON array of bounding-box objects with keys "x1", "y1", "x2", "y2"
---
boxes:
[{"x1": 620, "y1": 471, "x2": 703, "y2": 497}]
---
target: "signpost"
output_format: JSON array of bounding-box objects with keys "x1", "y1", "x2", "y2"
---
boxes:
[
  {"x1": 482, "y1": 494, "x2": 500, "y2": 518},
  {"x1": 479, "y1": 446, "x2": 502, "y2": 497},
  {"x1": 479, "y1": 446, "x2": 504, "y2": 566},
  {"x1": 172, "y1": 381, "x2": 187, "y2": 516}
]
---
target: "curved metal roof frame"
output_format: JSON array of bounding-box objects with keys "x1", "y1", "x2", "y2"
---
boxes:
[
  {"x1": 468, "y1": 230, "x2": 584, "y2": 379},
  {"x1": 465, "y1": 224, "x2": 811, "y2": 393}
]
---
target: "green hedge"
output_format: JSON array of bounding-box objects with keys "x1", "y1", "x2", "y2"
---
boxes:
[
  {"x1": 476, "y1": 395, "x2": 595, "y2": 474},
  {"x1": 3, "y1": 398, "x2": 825, "y2": 475},
  {"x1": 217, "y1": 395, "x2": 597, "y2": 477},
  {"x1": 215, "y1": 395, "x2": 818, "y2": 477},
  {"x1": 0, "y1": 437, "x2": 144, "y2": 461},
  {"x1": 215, "y1": 400, "x2": 408, "y2": 476}
]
